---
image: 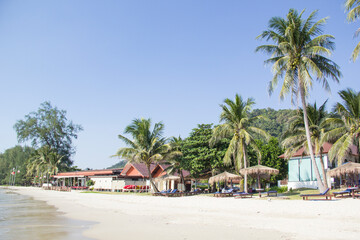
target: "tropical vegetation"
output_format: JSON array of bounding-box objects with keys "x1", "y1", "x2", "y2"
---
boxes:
[
  {"x1": 345, "y1": 0, "x2": 360, "y2": 61},
  {"x1": 282, "y1": 101, "x2": 330, "y2": 188},
  {"x1": 210, "y1": 94, "x2": 270, "y2": 192},
  {"x1": 256, "y1": 9, "x2": 341, "y2": 192},
  {"x1": 323, "y1": 88, "x2": 360, "y2": 164},
  {"x1": 114, "y1": 118, "x2": 180, "y2": 192}
]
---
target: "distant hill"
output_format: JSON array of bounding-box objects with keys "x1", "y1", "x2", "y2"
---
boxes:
[
  {"x1": 249, "y1": 108, "x2": 296, "y2": 140},
  {"x1": 107, "y1": 160, "x2": 127, "y2": 169}
]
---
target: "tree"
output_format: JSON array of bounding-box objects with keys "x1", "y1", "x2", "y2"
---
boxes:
[
  {"x1": 114, "y1": 118, "x2": 178, "y2": 192},
  {"x1": 323, "y1": 88, "x2": 360, "y2": 164},
  {"x1": 0, "y1": 146, "x2": 34, "y2": 185},
  {"x1": 181, "y1": 124, "x2": 228, "y2": 181},
  {"x1": 248, "y1": 138, "x2": 286, "y2": 184},
  {"x1": 14, "y1": 101, "x2": 83, "y2": 167},
  {"x1": 282, "y1": 101, "x2": 329, "y2": 188},
  {"x1": 210, "y1": 94, "x2": 270, "y2": 192},
  {"x1": 165, "y1": 136, "x2": 186, "y2": 185},
  {"x1": 345, "y1": 0, "x2": 360, "y2": 61},
  {"x1": 256, "y1": 9, "x2": 341, "y2": 192}
]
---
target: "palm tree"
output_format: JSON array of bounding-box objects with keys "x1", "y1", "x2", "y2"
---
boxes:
[
  {"x1": 27, "y1": 146, "x2": 64, "y2": 186},
  {"x1": 210, "y1": 94, "x2": 269, "y2": 193},
  {"x1": 114, "y1": 118, "x2": 177, "y2": 192},
  {"x1": 282, "y1": 101, "x2": 329, "y2": 188},
  {"x1": 162, "y1": 136, "x2": 187, "y2": 187},
  {"x1": 256, "y1": 9, "x2": 341, "y2": 192},
  {"x1": 345, "y1": 0, "x2": 360, "y2": 61},
  {"x1": 322, "y1": 88, "x2": 360, "y2": 164}
]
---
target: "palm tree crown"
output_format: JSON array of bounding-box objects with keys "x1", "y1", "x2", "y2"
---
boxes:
[
  {"x1": 210, "y1": 94, "x2": 269, "y2": 192},
  {"x1": 256, "y1": 9, "x2": 341, "y2": 101},
  {"x1": 345, "y1": 0, "x2": 360, "y2": 61},
  {"x1": 323, "y1": 88, "x2": 360, "y2": 164}
]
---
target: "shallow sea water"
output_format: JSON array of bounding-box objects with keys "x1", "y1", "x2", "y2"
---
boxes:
[{"x1": 0, "y1": 188, "x2": 93, "y2": 240}]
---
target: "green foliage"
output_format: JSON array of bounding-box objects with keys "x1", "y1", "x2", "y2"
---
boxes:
[
  {"x1": 14, "y1": 101, "x2": 83, "y2": 166},
  {"x1": 345, "y1": 0, "x2": 360, "y2": 61},
  {"x1": 268, "y1": 186, "x2": 288, "y2": 193},
  {"x1": 249, "y1": 108, "x2": 296, "y2": 140},
  {"x1": 108, "y1": 160, "x2": 128, "y2": 169},
  {"x1": 181, "y1": 124, "x2": 228, "y2": 178},
  {"x1": 0, "y1": 146, "x2": 35, "y2": 185},
  {"x1": 248, "y1": 137, "x2": 287, "y2": 183},
  {"x1": 86, "y1": 179, "x2": 95, "y2": 186}
]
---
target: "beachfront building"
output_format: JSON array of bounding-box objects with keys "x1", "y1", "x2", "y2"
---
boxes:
[
  {"x1": 281, "y1": 143, "x2": 358, "y2": 189},
  {"x1": 152, "y1": 164, "x2": 191, "y2": 191},
  {"x1": 54, "y1": 168, "x2": 123, "y2": 190}
]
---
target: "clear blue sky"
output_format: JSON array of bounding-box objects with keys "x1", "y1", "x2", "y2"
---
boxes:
[{"x1": 0, "y1": 1, "x2": 358, "y2": 169}]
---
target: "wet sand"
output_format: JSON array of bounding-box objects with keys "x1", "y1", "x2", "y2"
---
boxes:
[
  {"x1": 9, "y1": 186, "x2": 360, "y2": 240},
  {"x1": 0, "y1": 188, "x2": 92, "y2": 240}
]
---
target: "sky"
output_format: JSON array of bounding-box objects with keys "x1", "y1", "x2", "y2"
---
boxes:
[{"x1": 0, "y1": 0, "x2": 358, "y2": 169}]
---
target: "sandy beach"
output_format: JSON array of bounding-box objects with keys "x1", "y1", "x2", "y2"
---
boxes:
[{"x1": 6, "y1": 187, "x2": 360, "y2": 240}]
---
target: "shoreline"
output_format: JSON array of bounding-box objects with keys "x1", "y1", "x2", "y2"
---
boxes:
[{"x1": 5, "y1": 186, "x2": 360, "y2": 240}]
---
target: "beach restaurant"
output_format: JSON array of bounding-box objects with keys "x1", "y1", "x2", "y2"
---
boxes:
[
  {"x1": 54, "y1": 168, "x2": 123, "y2": 189},
  {"x1": 281, "y1": 142, "x2": 358, "y2": 190}
]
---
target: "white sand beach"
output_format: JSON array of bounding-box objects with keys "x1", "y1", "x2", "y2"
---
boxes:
[{"x1": 8, "y1": 187, "x2": 360, "y2": 240}]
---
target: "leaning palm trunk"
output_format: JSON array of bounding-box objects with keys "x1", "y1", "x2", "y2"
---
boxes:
[
  {"x1": 147, "y1": 164, "x2": 159, "y2": 192},
  {"x1": 319, "y1": 149, "x2": 328, "y2": 188},
  {"x1": 299, "y1": 78, "x2": 325, "y2": 192}
]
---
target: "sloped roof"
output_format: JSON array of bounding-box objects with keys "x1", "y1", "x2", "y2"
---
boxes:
[
  {"x1": 279, "y1": 142, "x2": 358, "y2": 159},
  {"x1": 54, "y1": 168, "x2": 123, "y2": 178}
]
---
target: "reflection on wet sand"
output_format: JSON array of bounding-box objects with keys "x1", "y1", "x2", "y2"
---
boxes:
[{"x1": 0, "y1": 188, "x2": 92, "y2": 240}]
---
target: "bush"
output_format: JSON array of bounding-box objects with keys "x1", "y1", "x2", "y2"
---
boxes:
[
  {"x1": 86, "y1": 180, "x2": 95, "y2": 186},
  {"x1": 268, "y1": 186, "x2": 288, "y2": 193}
]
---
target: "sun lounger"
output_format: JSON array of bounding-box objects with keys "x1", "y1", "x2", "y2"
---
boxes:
[
  {"x1": 214, "y1": 189, "x2": 234, "y2": 197},
  {"x1": 267, "y1": 191, "x2": 278, "y2": 197},
  {"x1": 300, "y1": 188, "x2": 332, "y2": 200},
  {"x1": 163, "y1": 189, "x2": 180, "y2": 197},
  {"x1": 152, "y1": 189, "x2": 171, "y2": 196},
  {"x1": 234, "y1": 192, "x2": 253, "y2": 199},
  {"x1": 333, "y1": 188, "x2": 352, "y2": 198}
]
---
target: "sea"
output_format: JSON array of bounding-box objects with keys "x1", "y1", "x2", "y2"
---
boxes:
[{"x1": 0, "y1": 188, "x2": 93, "y2": 240}]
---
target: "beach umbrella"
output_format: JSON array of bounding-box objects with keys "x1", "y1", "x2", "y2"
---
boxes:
[
  {"x1": 328, "y1": 162, "x2": 360, "y2": 177},
  {"x1": 240, "y1": 165, "x2": 279, "y2": 189},
  {"x1": 208, "y1": 171, "x2": 241, "y2": 185}
]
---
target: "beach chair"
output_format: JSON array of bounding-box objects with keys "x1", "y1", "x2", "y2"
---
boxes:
[
  {"x1": 300, "y1": 188, "x2": 332, "y2": 200},
  {"x1": 214, "y1": 189, "x2": 234, "y2": 197},
  {"x1": 234, "y1": 192, "x2": 253, "y2": 199},
  {"x1": 152, "y1": 189, "x2": 171, "y2": 196},
  {"x1": 333, "y1": 188, "x2": 352, "y2": 198},
  {"x1": 266, "y1": 191, "x2": 278, "y2": 197},
  {"x1": 163, "y1": 189, "x2": 179, "y2": 197}
]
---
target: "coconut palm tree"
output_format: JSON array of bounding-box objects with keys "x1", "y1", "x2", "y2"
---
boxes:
[
  {"x1": 114, "y1": 118, "x2": 178, "y2": 192},
  {"x1": 345, "y1": 0, "x2": 360, "y2": 61},
  {"x1": 282, "y1": 101, "x2": 329, "y2": 188},
  {"x1": 27, "y1": 146, "x2": 64, "y2": 186},
  {"x1": 322, "y1": 88, "x2": 360, "y2": 164},
  {"x1": 210, "y1": 94, "x2": 270, "y2": 193},
  {"x1": 165, "y1": 136, "x2": 186, "y2": 185},
  {"x1": 256, "y1": 9, "x2": 341, "y2": 192}
]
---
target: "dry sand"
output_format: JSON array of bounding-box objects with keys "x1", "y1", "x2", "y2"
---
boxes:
[{"x1": 8, "y1": 187, "x2": 360, "y2": 240}]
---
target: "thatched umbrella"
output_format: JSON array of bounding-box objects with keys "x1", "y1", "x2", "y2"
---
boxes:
[
  {"x1": 208, "y1": 171, "x2": 241, "y2": 186},
  {"x1": 240, "y1": 165, "x2": 279, "y2": 189},
  {"x1": 328, "y1": 162, "x2": 360, "y2": 177},
  {"x1": 328, "y1": 162, "x2": 360, "y2": 186}
]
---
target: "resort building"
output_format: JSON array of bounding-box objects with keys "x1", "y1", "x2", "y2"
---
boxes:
[
  {"x1": 281, "y1": 143, "x2": 358, "y2": 189},
  {"x1": 54, "y1": 168, "x2": 123, "y2": 190},
  {"x1": 53, "y1": 162, "x2": 191, "y2": 192}
]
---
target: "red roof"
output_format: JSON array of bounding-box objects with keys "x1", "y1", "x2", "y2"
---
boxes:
[
  {"x1": 279, "y1": 142, "x2": 358, "y2": 159},
  {"x1": 54, "y1": 168, "x2": 123, "y2": 178}
]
